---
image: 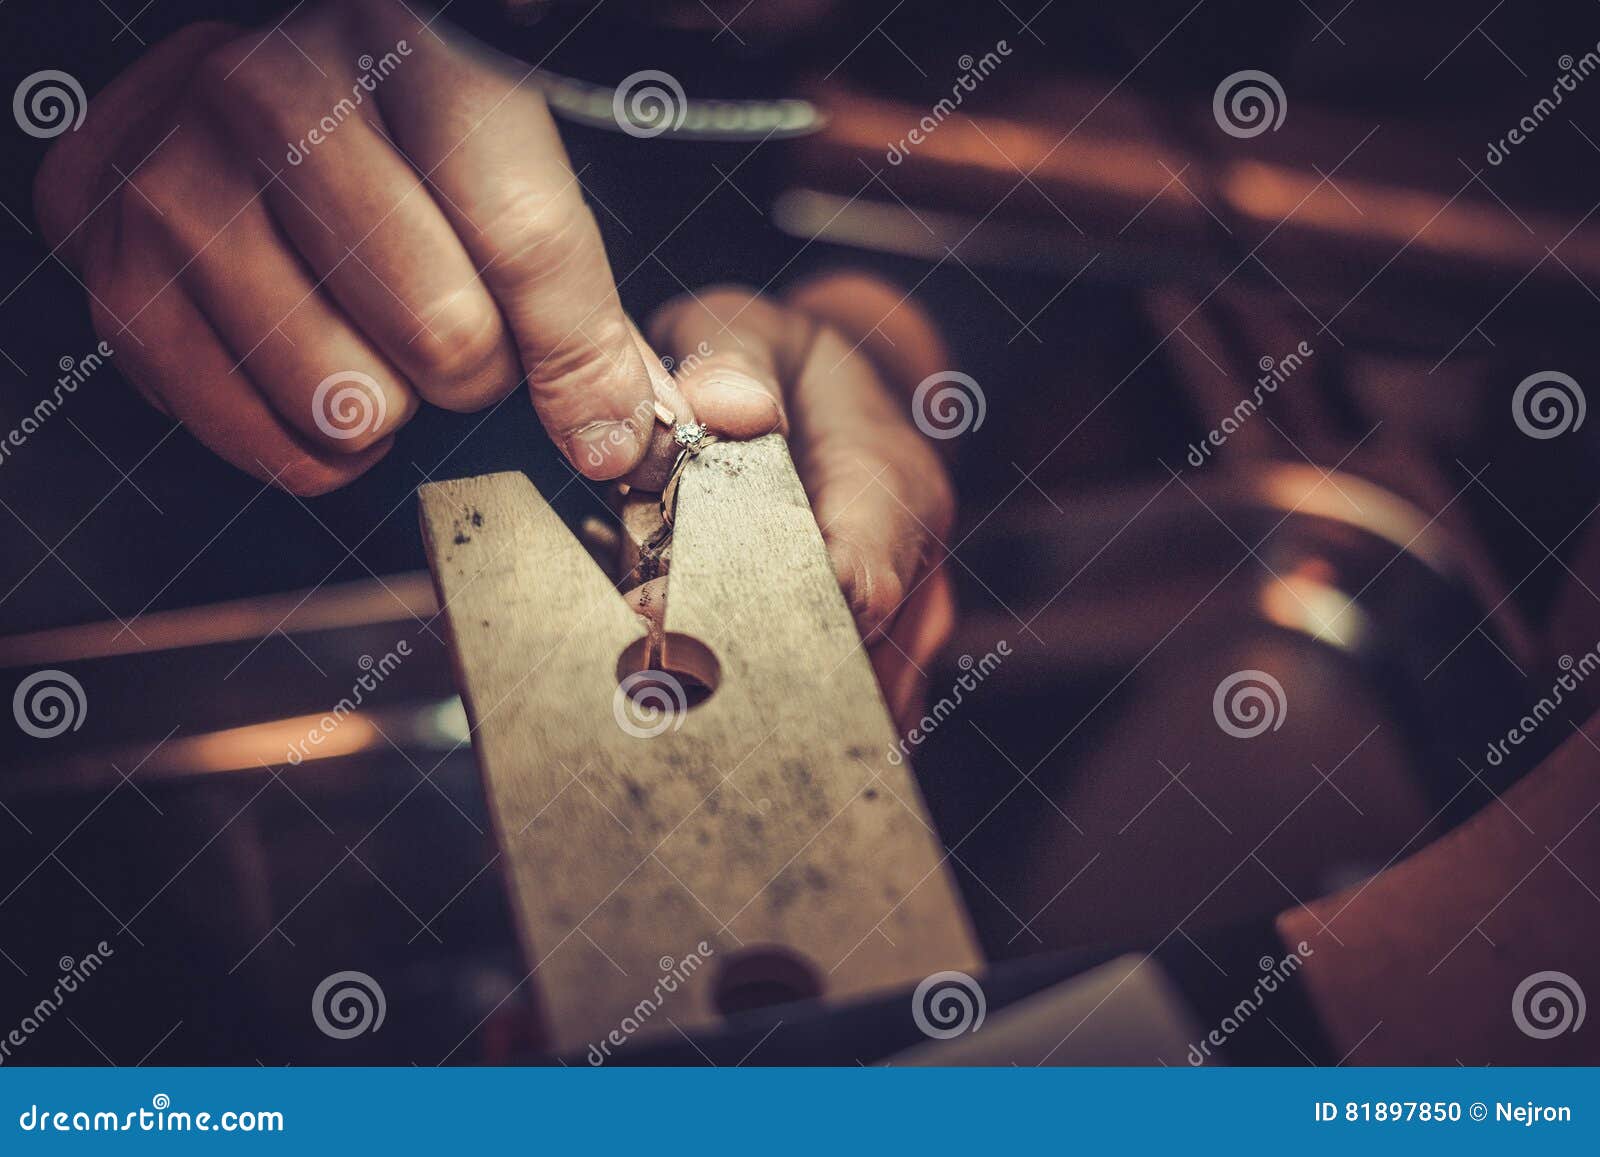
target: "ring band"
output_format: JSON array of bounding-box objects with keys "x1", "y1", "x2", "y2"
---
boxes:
[{"x1": 660, "y1": 423, "x2": 717, "y2": 525}]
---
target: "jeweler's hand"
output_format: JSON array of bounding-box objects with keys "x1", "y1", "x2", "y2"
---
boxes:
[
  {"x1": 34, "y1": 0, "x2": 659, "y2": 495},
  {"x1": 647, "y1": 273, "x2": 960, "y2": 731},
  {"x1": 33, "y1": 0, "x2": 961, "y2": 722}
]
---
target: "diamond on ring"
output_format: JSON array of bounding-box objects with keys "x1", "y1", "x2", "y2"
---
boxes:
[{"x1": 673, "y1": 422, "x2": 710, "y2": 453}]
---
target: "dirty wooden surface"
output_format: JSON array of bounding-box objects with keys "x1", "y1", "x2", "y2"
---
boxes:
[{"x1": 418, "y1": 433, "x2": 979, "y2": 1055}]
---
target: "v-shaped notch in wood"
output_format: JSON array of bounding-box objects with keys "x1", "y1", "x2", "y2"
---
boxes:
[{"x1": 418, "y1": 434, "x2": 980, "y2": 1057}]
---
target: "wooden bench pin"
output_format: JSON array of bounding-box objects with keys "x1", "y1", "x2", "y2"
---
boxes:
[{"x1": 418, "y1": 432, "x2": 981, "y2": 1056}]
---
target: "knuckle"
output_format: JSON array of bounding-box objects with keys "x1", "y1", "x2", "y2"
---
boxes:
[
  {"x1": 304, "y1": 368, "x2": 413, "y2": 455},
  {"x1": 405, "y1": 292, "x2": 508, "y2": 388},
  {"x1": 191, "y1": 34, "x2": 263, "y2": 104},
  {"x1": 112, "y1": 145, "x2": 197, "y2": 250},
  {"x1": 485, "y1": 191, "x2": 599, "y2": 280},
  {"x1": 193, "y1": 35, "x2": 306, "y2": 141},
  {"x1": 311, "y1": 391, "x2": 409, "y2": 455},
  {"x1": 526, "y1": 312, "x2": 635, "y2": 417}
]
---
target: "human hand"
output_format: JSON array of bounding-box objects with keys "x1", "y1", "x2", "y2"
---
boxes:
[
  {"x1": 35, "y1": 0, "x2": 660, "y2": 494},
  {"x1": 640, "y1": 274, "x2": 959, "y2": 731}
]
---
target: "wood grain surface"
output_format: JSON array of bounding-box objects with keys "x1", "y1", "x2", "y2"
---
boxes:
[{"x1": 418, "y1": 434, "x2": 980, "y2": 1056}]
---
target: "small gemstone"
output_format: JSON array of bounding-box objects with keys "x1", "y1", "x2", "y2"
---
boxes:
[{"x1": 674, "y1": 422, "x2": 707, "y2": 449}]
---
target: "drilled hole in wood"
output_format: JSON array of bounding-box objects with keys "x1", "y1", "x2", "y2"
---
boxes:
[
  {"x1": 712, "y1": 946, "x2": 824, "y2": 1016},
  {"x1": 615, "y1": 632, "x2": 721, "y2": 716}
]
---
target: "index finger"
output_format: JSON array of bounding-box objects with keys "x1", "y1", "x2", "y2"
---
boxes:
[{"x1": 365, "y1": 6, "x2": 654, "y2": 478}]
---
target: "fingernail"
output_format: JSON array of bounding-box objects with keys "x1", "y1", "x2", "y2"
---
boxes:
[{"x1": 569, "y1": 420, "x2": 643, "y2": 478}]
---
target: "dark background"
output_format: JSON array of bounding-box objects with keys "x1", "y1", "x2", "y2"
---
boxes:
[
  {"x1": 3, "y1": 0, "x2": 1597, "y2": 632},
  {"x1": 3, "y1": 0, "x2": 1600, "y2": 1065}
]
